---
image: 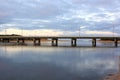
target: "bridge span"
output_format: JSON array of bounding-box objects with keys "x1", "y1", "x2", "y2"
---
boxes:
[{"x1": 0, "y1": 36, "x2": 120, "y2": 47}]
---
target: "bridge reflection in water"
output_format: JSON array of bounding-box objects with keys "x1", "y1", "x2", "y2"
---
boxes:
[{"x1": 0, "y1": 36, "x2": 120, "y2": 47}]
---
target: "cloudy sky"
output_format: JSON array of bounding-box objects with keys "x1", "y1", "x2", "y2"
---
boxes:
[{"x1": 0, "y1": 0, "x2": 120, "y2": 36}]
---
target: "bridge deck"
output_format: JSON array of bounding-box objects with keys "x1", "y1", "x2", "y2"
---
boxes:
[
  {"x1": 0, "y1": 36, "x2": 120, "y2": 39},
  {"x1": 0, "y1": 36, "x2": 119, "y2": 47}
]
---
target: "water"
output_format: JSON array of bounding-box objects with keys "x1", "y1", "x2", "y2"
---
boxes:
[{"x1": 0, "y1": 41, "x2": 120, "y2": 80}]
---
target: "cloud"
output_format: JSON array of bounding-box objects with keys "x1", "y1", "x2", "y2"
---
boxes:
[
  {"x1": 0, "y1": 28, "x2": 118, "y2": 37},
  {"x1": 0, "y1": 0, "x2": 120, "y2": 36},
  {"x1": 85, "y1": 30, "x2": 118, "y2": 36},
  {"x1": 0, "y1": 28, "x2": 64, "y2": 36}
]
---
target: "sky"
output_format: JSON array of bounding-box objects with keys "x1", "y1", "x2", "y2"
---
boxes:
[{"x1": 0, "y1": 0, "x2": 120, "y2": 36}]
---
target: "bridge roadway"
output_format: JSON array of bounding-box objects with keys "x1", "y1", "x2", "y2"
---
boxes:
[{"x1": 0, "y1": 36, "x2": 120, "y2": 47}]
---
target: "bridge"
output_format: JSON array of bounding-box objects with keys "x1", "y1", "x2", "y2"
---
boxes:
[{"x1": 0, "y1": 36, "x2": 120, "y2": 47}]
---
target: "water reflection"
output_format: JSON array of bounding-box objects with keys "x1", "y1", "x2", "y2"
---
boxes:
[{"x1": 0, "y1": 46, "x2": 120, "y2": 80}]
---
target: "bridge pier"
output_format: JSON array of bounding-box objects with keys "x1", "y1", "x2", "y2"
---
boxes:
[
  {"x1": 0, "y1": 39, "x2": 2, "y2": 42},
  {"x1": 114, "y1": 38, "x2": 118, "y2": 47},
  {"x1": 33, "y1": 38, "x2": 41, "y2": 45},
  {"x1": 17, "y1": 38, "x2": 25, "y2": 44},
  {"x1": 2, "y1": 38, "x2": 10, "y2": 43},
  {"x1": 52, "y1": 38, "x2": 58, "y2": 46},
  {"x1": 92, "y1": 38, "x2": 96, "y2": 47},
  {"x1": 71, "y1": 38, "x2": 77, "y2": 47}
]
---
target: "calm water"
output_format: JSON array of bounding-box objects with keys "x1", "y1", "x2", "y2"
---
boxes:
[{"x1": 0, "y1": 41, "x2": 120, "y2": 80}]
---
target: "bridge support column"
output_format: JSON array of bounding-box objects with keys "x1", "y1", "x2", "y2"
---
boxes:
[
  {"x1": 52, "y1": 38, "x2": 58, "y2": 46},
  {"x1": 114, "y1": 38, "x2": 118, "y2": 47},
  {"x1": 71, "y1": 38, "x2": 77, "y2": 47},
  {"x1": 0, "y1": 39, "x2": 2, "y2": 42},
  {"x1": 2, "y1": 38, "x2": 10, "y2": 43},
  {"x1": 33, "y1": 38, "x2": 41, "y2": 45},
  {"x1": 17, "y1": 38, "x2": 25, "y2": 44},
  {"x1": 92, "y1": 38, "x2": 96, "y2": 47}
]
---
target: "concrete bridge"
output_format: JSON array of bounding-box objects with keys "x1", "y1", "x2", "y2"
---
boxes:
[{"x1": 0, "y1": 36, "x2": 120, "y2": 47}]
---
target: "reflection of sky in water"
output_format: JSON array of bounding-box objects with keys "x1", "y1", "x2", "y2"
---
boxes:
[{"x1": 0, "y1": 46, "x2": 120, "y2": 80}]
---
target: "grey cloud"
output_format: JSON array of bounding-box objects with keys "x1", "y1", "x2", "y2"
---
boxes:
[
  {"x1": 0, "y1": 0, "x2": 69, "y2": 19},
  {"x1": 0, "y1": 0, "x2": 120, "y2": 36}
]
